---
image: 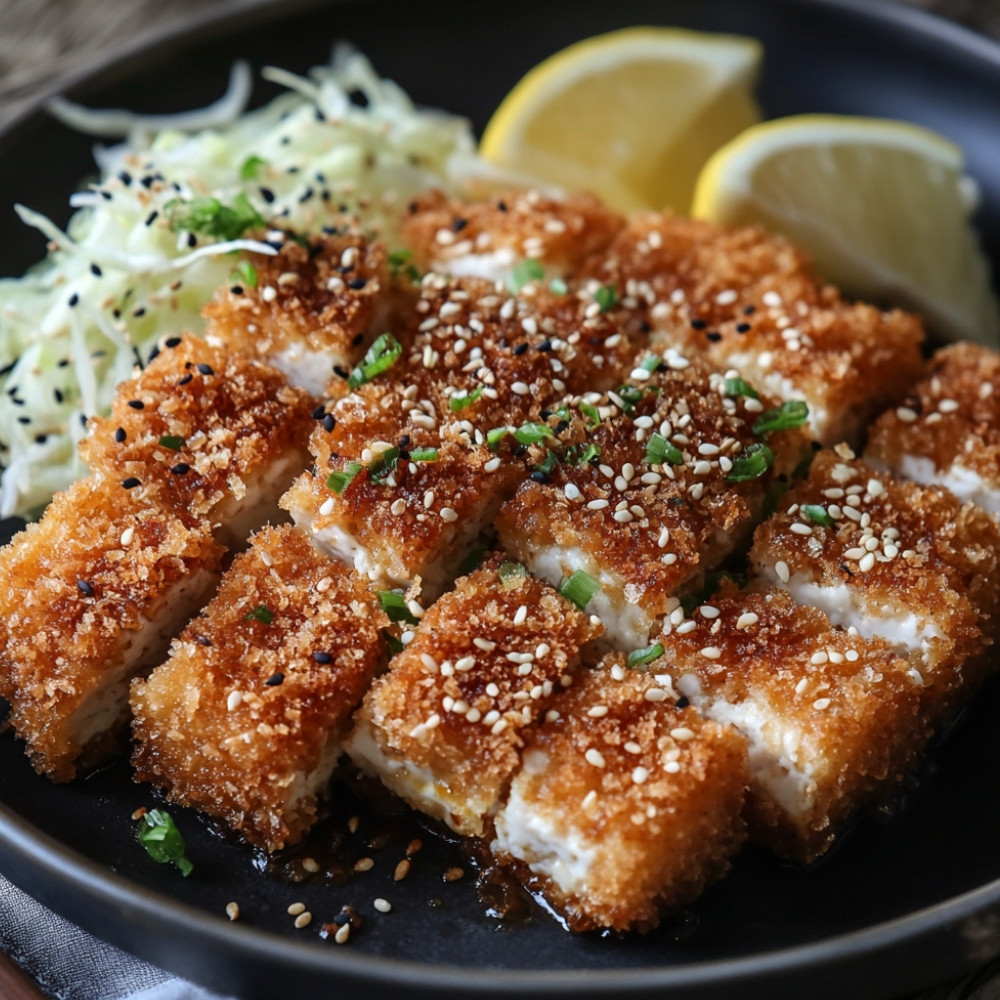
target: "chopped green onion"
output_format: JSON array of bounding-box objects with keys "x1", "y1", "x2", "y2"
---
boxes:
[
  {"x1": 627, "y1": 642, "x2": 665, "y2": 669},
  {"x1": 535, "y1": 449, "x2": 559, "y2": 476},
  {"x1": 244, "y1": 604, "x2": 274, "y2": 625},
  {"x1": 640, "y1": 354, "x2": 662, "y2": 374},
  {"x1": 801, "y1": 504, "x2": 834, "y2": 528},
  {"x1": 645, "y1": 432, "x2": 682, "y2": 467},
  {"x1": 615, "y1": 384, "x2": 644, "y2": 415},
  {"x1": 347, "y1": 332, "x2": 402, "y2": 390},
  {"x1": 136, "y1": 809, "x2": 193, "y2": 877},
  {"x1": 753, "y1": 400, "x2": 809, "y2": 435},
  {"x1": 558, "y1": 570, "x2": 600, "y2": 610},
  {"x1": 165, "y1": 193, "x2": 263, "y2": 241},
  {"x1": 514, "y1": 422, "x2": 554, "y2": 446},
  {"x1": 567, "y1": 442, "x2": 601, "y2": 465},
  {"x1": 579, "y1": 401, "x2": 601, "y2": 428},
  {"x1": 509, "y1": 258, "x2": 544, "y2": 293},
  {"x1": 240, "y1": 154, "x2": 267, "y2": 181},
  {"x1": 408, "y1": 446, "x2": 438, "y2": 462},
  {"x1": 498, "y1": 561, "x2": 528, "y2": 587},
  {"x1": 450, "y1": 385, "x2": 484, "y2": 412},
  {"x1": 388, "y1": 248, "x2": 413, "y2": 274},
  {"x1": 378, "y1": 589, "x2": 419, "y2": 625},
  {"x1": 595, "y1": 284, "x2": 617, "y2": 312},
  {"x1": 327, "y1": 461, "x2": 364, "y2": 494},
  {"x1": 487, "y1": 427, "x2": 510, "y2": 450},
  {"x1": 158, "y1": 434, "x2": 185, "y2": 451},
  {"x1": 369, "y1": 446, "x2": 400, "y2": 483},
  {"x1": 726, "y1": 443, "x2": 774, "y2": 482},
  {"x1": 548, "y1": 277, "x2": 568, "y2": 295},
  {"x1": 382, "y1": 629, "x2": 405, "y2": 655},
  {"x1": 229, "y1": 259, "x2": 258, "y2": 289},
  {"x1": 724, "y1": 376, "x2": 759, "y2": 400}
]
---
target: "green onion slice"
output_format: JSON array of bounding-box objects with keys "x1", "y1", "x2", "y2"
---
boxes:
[
  {"x1": 369, "y1": 446, "x2": 400, "y2": 483},
  {"x1": 378, "y1": 589, "x2": 419, "y2": 625},
  {"x1": 348, "y1": 332, "x2": 402, "y2": 390},
  {"x1": 158, "y1": 434, "x2": 185, "y2": 451},
  {"x1": 450, "y1": 385, "x2": 484, "y2": 412},
  {"x1": 627, "y1": 642, "x2": 665, "y2": 668},
  {"x1": 408, "y1": 446, "x2": 438, "y2": 462},
  {"x1": 558, "y1": 570, "x2": 601, "y2": 610},
  {"x1": 514, "y1": 422, "x2": 554, "y2": 446},
  {"x1": 753, "y1": 400, "x2": 809, "y2": 435},
  {"x1": 165, "y1": 193, "x2": 263, "y2": 241},
  {"x1": 801, "y1": 504, "x2": 834, "y2": 528},
  {"x1": 726, "y1": 442, "x2": 774, "y2": 482},
  {"x1": 327, "y1": 461, "x2": 364, "y2": 494},
  {"x1": 595, "y1": 284, "x2": 617, "y2": 313},
  {"x1": 645, "y1": 432, "x2": 683, "y2": 467},
  {"x1": 244, "y1": 604, "x2": 274, "y2": 624},
  {"x1": 136, "y1": 809, "x2": 193, "y2": 876},
  {"x1": 509, "y1": 258, "x2": 544, "y2": 293},
  {"x1": 724, "y1": 376, "x2": 759, "y2": 400}
]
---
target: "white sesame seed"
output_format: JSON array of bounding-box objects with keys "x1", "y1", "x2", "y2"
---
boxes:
[
  {"x1": 790, "y1": 522, "x2": 813, "y2": 535},
  {"x1": 334, "y1": 923, "x2": 351, "y2": 944},
  {"x1": 511, "y1": 381, "x2": 530, "y2": 396},
  {"x1": 896, "y1": 406, "x2": 918, "y2": 422},
  {"x1": 484, "y1": 457, "x2": 501, "y2": 473},
  {"x1": 319, "y1": 497, "x2": 335, "y2": 517},
  {"x1": 564, "y1": 483, "x2": 582, "y2": 501},
  {"x1": 644, "y1": 688, "x2": 668, "y2": 702},
  {"x1": 858, "y1": 552, "x2": 876, "y2": 572},
  {"x1": 120, "y1": 526, "x2": 135, "y2": 546},
  {"x1": 700, "y1": 647, "x2": 722, "y2": 660},
  {"x1": 670, "y1": 727, "x2": 695, "y2": 741},
  {"x1": 810, "y1": 651, "x2": 829, "y2": 665},
  {"x1": 813, "y1": 698, "x2": 831, "y2": 711},
  {"x1": 676, "y1": 620, "x2": 697, "y2": 634},
  {"x1": 632, "y1": 766, "x2": 649, "y2": 785},
  {"x1": 845, "y1": 649, "x2": 859, "y2": 662},
  {"x1": 474, "y1": 637, "x2": 497, "y2": 652},
  {"x1": 287, "y1": 902, "x2": 306, "y2": 916},
  {"x1": 513, "y1": 605, "x2": 528, "y2": 626},
  {"x1": 374, "y1": 898, "x2": 392, "y2": 913},
  {"x1": 716, "y1": 289, "x2": 738, "y2": 305},
  {"x1": 762, "y1": 291, "x2": 783, "y2": 307},
  {"x1": 585, "y1": 748, "x2": 606, "y2": 767},
  {"x1": 736, "y1": 612, "x2": 758, "y2": 629},
  {"x1": 588, "y1": 705, "x2": 609, "y2": 718},
  {"x1": 226, "y1": 691, "x2": 242, "y2": 712},
  {"x1": 775, "y1": 560, "x2": 790, "y2": 583},
  {"x1": 439, "y1": 506, "x2": 459, "y2": 523},
  {"x1": 226, "y1": 902, "x2": 240, "y2": 921},
  {"x1": 587, "y1": 498, "x2": 609, "y2": 510}
]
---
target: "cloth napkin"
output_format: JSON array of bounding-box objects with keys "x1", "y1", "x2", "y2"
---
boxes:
[{"x1": 0, "y1": 872, "x2": 235, "y2": 1000}]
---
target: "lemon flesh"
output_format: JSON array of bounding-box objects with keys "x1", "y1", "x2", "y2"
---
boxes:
[
  {"x1": 693, "y1": 114, "x2": 999, "y2": 345},
  {"x1": 480, "y1": 27, "x2": 762, "y2": 214}
]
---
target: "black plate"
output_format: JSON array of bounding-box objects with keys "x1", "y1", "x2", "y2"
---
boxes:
[{"x1": 3, "y1": 2, "x2": 1000, "y2": 998}]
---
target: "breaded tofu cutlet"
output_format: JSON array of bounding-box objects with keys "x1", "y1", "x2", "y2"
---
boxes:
[
  {"x1": 131, "y1": 524, "x2": 387, "y2": 851},
  {"x1": 202, "y1": 229, "x2": 401, "y2": 398},
  {"x1": 401, "y1": 189, "x2": 624, "y2": 284},
  {"x1": 661, "y1": 582, "x2": 928, "y2": 862},
  {"x1": 579, "y1": 213, "x2": 924, "y2": 446},
  {"x1": 496, "y1": 349, "x2": 810, "y2": 649},
  {"x1": 0, "y1": 479, "x2": 224, "y2": 781},
  {"x1": 865, "y1": 342, "x2": 1000, "y2": 515},
  {"x1": 491, "y1": 655, "x2": 748, "y2": 932},
  {"x1": 80, "y1": 337, "x2": 314, "y2": 549},
  {"x1": 750, "y1": 446, "x2": 1000, "y2": 722},
  {"x1": 345, "y1": 556, "x2": 603, "y2": 837}
]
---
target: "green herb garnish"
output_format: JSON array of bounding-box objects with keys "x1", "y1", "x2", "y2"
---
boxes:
[
  {"x1": 558, "y1": 570, "x2": 600, "y2": 610},
  {"x1": 348, "y1": 332, "x2": 402, "y2": 390},
  {"x1": 136, "y1": 809, "x2": 193, "y2": 876},
  {"x1": 615, "y1": 385, "x2": 644, "y2": 415},
  {"x1": 327, "y1": 461, "x2": 364, "y2": 494},
  {"x1": 509, "y1": 258, "x2": 544, "y2": 293},
  {"x1": 595, "y1": 284, "x2": 617, "y2": 312},
  {"x1": 382, "y1": 629, "x2": 405, "y2": 655},
  {"x1": 566, "y1": 441, "x2": 601, "y2": 465},
  {"x1": 645, "y1": 432, "x2": 683, "y2": 467},
  {"x1": 487, "y1": 427, "x2": 510, "y2": 450},
  {"x1": 450, "y1": 385, "x2": 484, "y2": 412},
  {"x1": 158, "y1": 435, "x2": 185, "y2": 451},
  {"x1": 627, "y1": 642, "x2": 665, "y2": 669},
  {"x1": 369, "y1": 446, "x2": 400, "y2": 483},
  {"x1": 640, "y1": 354, "x2": 662, "y2": 374},
  {"x1": 165, "y1": 193, "x2": 263, "y2": 241},
  {"x1": 548, "y1": 277, "x2": 568, "y2": 295},
  {"x1": 244, "y1": 604, "x2": 274, "y2": 625},
  {"x1": 388, "y1": 249, "x2": 421, "y2": 282},
  {"x1": 240, "y1": 154, "x2": 268, "y2": 181},
  {"x1": 579, "y1": 401, "x2": 601, "y2": 429},
  {"x1": 378, "y1": 590, "x2": 419, "y2": 625},
  {"x1": 726, "y1": 442, "x2": 774, "y2": 482},
  {"x1": 514, "y1": 422, "x2": 554, "y2": 446},
  {"x1": 408, "y1": 446, "x2": 438, "y2": 462},
  {"x1": 535, "y1": 449, "x2": 560, "y2": 476},
  {"x1": 753, "y1": 400, "x2": 809, "y2": 435},
  {"x1": 498, "y1": 561, "x2": 528, "y2": 586},
  {"x1": 801, "y1": 504, "x2": 834, "y2": 528},
  {"x1": 724, "y1": 376, "x2": 759, "y2": 400},
  {"x1": 230, "y1": 259, "x2": 258, "y2": 289}
]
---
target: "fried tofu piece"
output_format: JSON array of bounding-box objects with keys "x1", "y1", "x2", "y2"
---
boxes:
[
  {"x1": 401, "y1": 189, "x2": 624, "y2": 284},
  {"x1": 345, "y1": 556, "x2": 603, "y2": 837},
  {"x1": 0, "y1": 479, "x2": 224, "y2": 780},
  {"x1": 496, "y1": 351, "x2": 810, "y2": 649},
  {"x1": 491, "y1": 656, "x2": 748, "y2": 932},
  {"x1": 749, "y1": 446, "x2": 1000, "y2": 720},
  {"x1": 80, "y1": 337, "x2": 313, "y2": 549},
  {"x1": 202, "y1": 230, "x2": 400, "y2": 397},
  {"x1": 131, "y1": 524, "x2": 387, "y2": 851},
  {"x1": 581, "y1": 214, "x2": 925, "y2": 445},
  {"x1": 865, "y1": 343, "x2": 1000, "y2": 515},
  {"x1": 661, "y1": 583, "x2": 928, "y2": 862}
]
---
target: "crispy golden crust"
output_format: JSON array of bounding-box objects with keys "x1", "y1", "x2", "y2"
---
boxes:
[
  {"x1": 131, "y1": 524, "x2": 387, "y2": 851},
  {"x1": 494, "y1": 657, "x2": 747, "y2": 932},
  {"x1": 866, "y1": 343, "x2": 1000, "y2": 487},
  {"x1": 581, "y1": 214, "x2": 925, "y2": 444},
  {"x1": 349, "y1": 555, "x2": 603, "y2": 836},
  {"x1": 749, "y1": 446, "x2": 999, "y2": 711},
  {"x1": 496, "y1": 353, "x2": 811, "y2": 637},
  {"x1": 660, "y1": 582, "x2": 927, "y2": 862},
  {"x1": 401, "y1": 189, "x2": 624, "y2": 276},
  {"x1": 80, "y1": 337, "x2": 314, "y2": 523},
  {"x1": 202, "y1": 231, "x2": 401, "y2": 392},
  {"x1": 0, "y1": 479, "x2": 224, "y2": 781}
]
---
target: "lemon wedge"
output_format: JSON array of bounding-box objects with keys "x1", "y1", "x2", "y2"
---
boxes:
[
  {"x1": 480, "y1": 27, "x2": 762, "y2": 214},
  {"x1": 693, "y1": 114, "x2": 999, "y2": 344}
]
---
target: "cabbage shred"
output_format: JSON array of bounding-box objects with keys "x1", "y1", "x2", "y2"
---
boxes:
[{"x1": 0, "y1": 46, "x2": 493, "y2": 518}]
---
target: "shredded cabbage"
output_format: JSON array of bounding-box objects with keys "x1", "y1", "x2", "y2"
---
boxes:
[{"x1": 0, "y1": 45, "x2": 501, "y2": 518}]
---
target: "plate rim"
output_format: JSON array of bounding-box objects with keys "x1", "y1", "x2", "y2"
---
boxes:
[{"x1": 2, "y1": 0, "x2": 1000, "y2": 996}]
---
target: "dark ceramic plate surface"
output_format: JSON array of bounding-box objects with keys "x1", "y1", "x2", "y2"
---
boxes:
[{"x1": 2, "y1": 2, "x2": 1000, "y2": 998}]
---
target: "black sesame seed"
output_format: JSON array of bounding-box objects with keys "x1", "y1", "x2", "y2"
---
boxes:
[
  {"x1": 690, "y1": 318, "x2": 707, "y2": 330},
  {"x1": 118, "y1": 170, "x2": 132, "y2": 186},
  {"x1": 54, "y1": 389, "x2": 65, "y2": 404},
  {"x1": 312, "y1": 405, "x2": 327, "y2": 420},
  {"x1": 17, "y1": 416, "x2": 30, "y2": 425},
  {"x1": 230, "y1": 285, "x2": 244, "y2": 296},
  {"x1": 170, "y1": 463, "x2": 190, "y2": 475},
  {"x1": 554, "y1": 420, "x2": 570, "y2": 435},
  {"x1": 196, "y1": 363, "x2": 214, "y2": 376},
  {"x1": 68, "y1": 293, "x2": 79, "y2": 307},
  {"x1": 351, "y1": 333, "x2": 364, "y2": 347},
  {"x1": 144, "y1": 210, "x2": 158, "y2": 227},
  {"x1": 90, "y1": 263, "x2": 103, "y2": 277},
  {"x1": 312, "y1": 651, "x2": 333, "y2": 664},
  {"x1": 743, "y1": 305, "x2": 756, "y2": 315},
  {"x1": 194, "y1": 633, "x2": 213, "y2": 647},
  {"x1": 133, "y1": 307, "x2": 146, "y2": 318},
  {"x1": 333, "y1": 365, "x2": 350, "y2": 380},
  {"x1": 265, "y1": 672, "x2": 285, "y2": 686},
  {"x1": 127, "y1": 399, "x2": 145, "y2": 410},
  {"x1": 512, "y1": 343, "x2": 529, "y2": 356},
  {"x1": 347, "y1": 278, "x2": 367, "y2": 290},
  {"x1": 177, "y1": 373, "x2": 193, "y2": 386},
  {"x1": 536, "y1": 339, "x2": 553, "y2": 352},
  {"x1": 497, "y1": 199, "x2": 508, "y2": 212},
  {"x1": 259, "y1": 187, "x2": 276, "y2": 204},
  {"x1": 675, "y1": 696, "x2": 690, "y2": 709},
  {"x1": 706, "y1": 331, "x2": 722, "y2": 343},
  {"x1": 114, "y1": 427, "x2": 127, "y2": 443},
  {"x1": 736, "y1": 323, "x2": 751, "y2": 334},
  {"x1": 122, "y1": 477, "x2": 141, "y2": 489},
  {"x1": 399, "y1": 435, "x2": 411, "y2": 448},
  {"x1": 452, "y1": 217, "x2": 468, "y2": 232},
  {"x1": 76, "y1": 579, "x2": 95, "y2": 597},
  {"x1": 323, "y1": 414, "x2": 336, "y2": 432},
  {"x1": 187, "y1": 233, "x2": 197, "y2": 248},
  {"x1": 513, "y1": 444, "x2": 528, "y2": 457},
  {"x1": 165, "y1": 337, "x2": 183, "y2": 349}
]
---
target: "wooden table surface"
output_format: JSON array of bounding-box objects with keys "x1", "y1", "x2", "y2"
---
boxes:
[{"x1": 1, "y1": 1, "x2": 999, "y2": 999}]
